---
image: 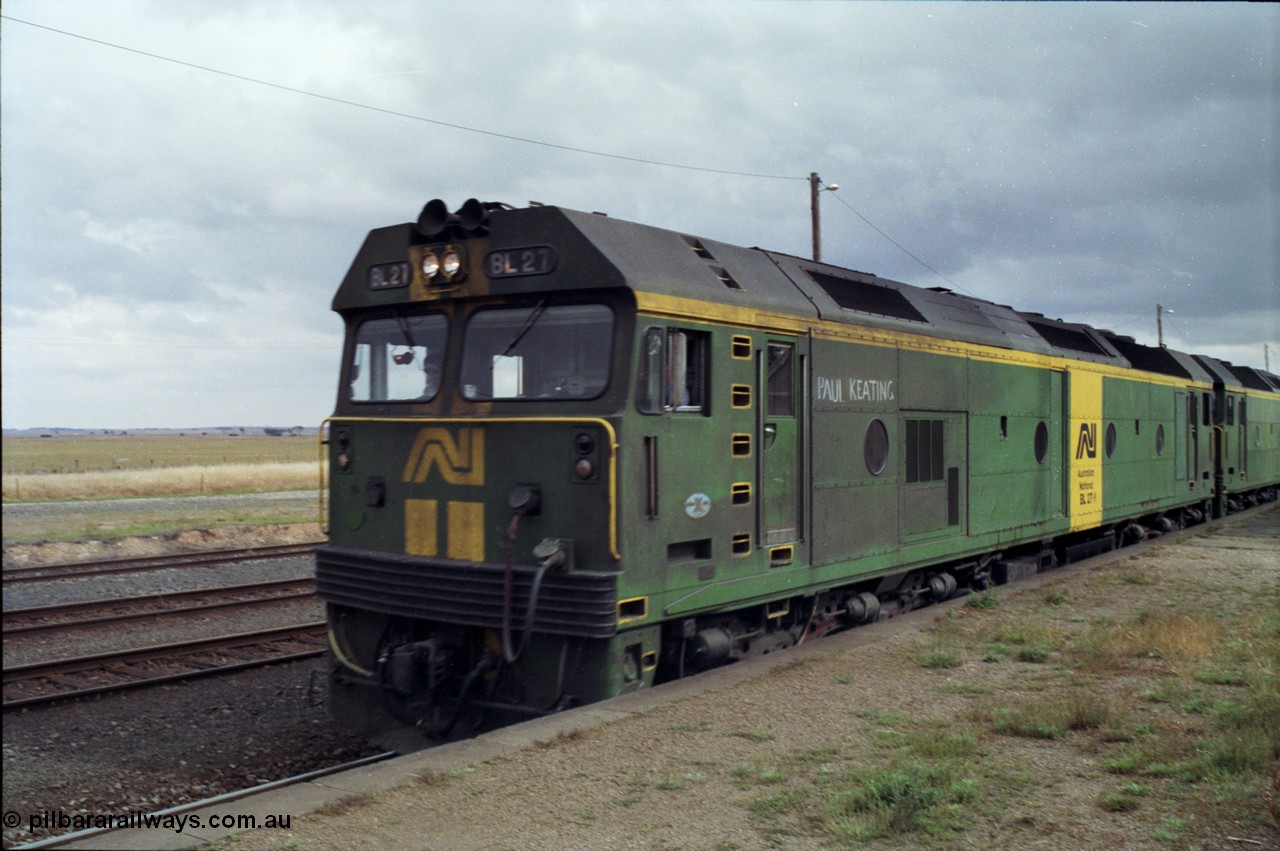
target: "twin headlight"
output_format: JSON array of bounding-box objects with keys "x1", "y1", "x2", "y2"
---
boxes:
[{"x1": 420, "y1": 246, "x2": 466, "y2": 283}]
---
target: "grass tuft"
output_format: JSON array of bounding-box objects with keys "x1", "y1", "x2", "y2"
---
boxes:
[
  {"x1": 966, "y1": 590, "x2": 1000, "y2": 610},
  {"x1": 985, "y1": 691, "x2": 1123, "y2": 740},
  {"x1": 728, "y1": 729, "x2": 777, "y2": 743},
  {"x1": 824, "y1": 760, "x2": 978, "y2": 840},
  {"x1": 921, "y1": 649, "x2": 962, "y2": 669}
]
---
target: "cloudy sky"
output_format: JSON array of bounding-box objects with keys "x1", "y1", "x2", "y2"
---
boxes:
[{"x1": 2, "y1": 1, "x2": 1276, "y2": 430}]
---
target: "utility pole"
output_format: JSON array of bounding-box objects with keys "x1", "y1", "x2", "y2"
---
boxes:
[
  {"x1": 1157, "y1": 303, "x2": 1169, "y2": 348},
  {"x1": 809, "y1": 172, "x2": 838, "y2": 262},
  {"x1": 810, "y1": 173, "x2": 822, "y2": 262}
]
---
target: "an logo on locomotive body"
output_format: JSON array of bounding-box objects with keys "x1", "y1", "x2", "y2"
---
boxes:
[
  {"x1": 1069, "y1": 370, "x2": 1104, "y2": 531},
  {"x1": 402, "y1": 427, "x2": 486, "y2": 485},
  {"x1": 401, "y1": 427, "x2": 487, "y2": 560},
  {"x1": 1074, "y1": 423, "x2": 1098, "y2": 460}
]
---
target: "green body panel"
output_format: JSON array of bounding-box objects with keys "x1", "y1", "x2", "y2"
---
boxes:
[
  {"x1": 639, "y1": 336, "x2": 1087, "y2": 623},
  {"x1": 1100, "y1": 378, "x2": 1177, "y2": 517},
  {"x1": 967, "y1": 361, "x2": 1066, "y2": 537},
  {"x1": 328, "y1": 419, "x2": 616, "y2": 571},
  {"x1": 617, "y1": 322, "x2": 810, "y2": 619},
  {"x1": 1242, "y1": 393, "x2": 1280, "y2": 490},
  {"x1": 898, "y1": 411, "x2": 965, "y2": 540},
  {"x1": 809, "y1": 338, "x2": 899, "y2": 565},
  {"x1": 512, "y1": 627, "x2": 661, "y2": 706},
  {"x1": 1217, "y1": 390, "x2": 1252, "y2": 491},
  {"x1": 1177, "y1": 388, "x2": 1214, "y2": 493},
  {"x1": 1187, "y1": 388, "x2": 1217, "y2": 496}
]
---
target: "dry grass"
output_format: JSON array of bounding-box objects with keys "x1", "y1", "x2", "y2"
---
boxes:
[
  {"x1": 3, "y1": 462, "x2": 321, "y2": 501},
  {"x1": 1121, "y1": 611, "x2": 1224, "y2": 661},
  {"x1": 1077, "y1": 610, "x2": 1224, "y2": 671},
  {"x1": 2, "y1": 433, "x2": 320, "y2": 502}
]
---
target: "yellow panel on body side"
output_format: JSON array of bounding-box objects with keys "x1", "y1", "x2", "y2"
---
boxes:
[
  {"x1": 447, "y1": 500, "x2": 486, "y2": 561},
  {"x1": 1069, "y1": 369, "x2": 1103, "y2": 531},
  {"x1": 405, "y1": 499, "x2": 439, "y2": 556}
]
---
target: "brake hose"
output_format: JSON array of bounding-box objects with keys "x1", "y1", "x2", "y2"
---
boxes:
[{"x1": 502, "y1": 509, "x2": 549, "y2": 664}]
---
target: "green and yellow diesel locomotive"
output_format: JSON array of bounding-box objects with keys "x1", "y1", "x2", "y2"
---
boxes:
[{"x1": 318, "y1": 198, "x2": 1280, "y2": 750}]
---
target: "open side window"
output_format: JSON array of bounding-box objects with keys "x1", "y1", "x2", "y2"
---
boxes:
[{"x1": 637, "y1": 327, "x2": 709, "y2": 414}]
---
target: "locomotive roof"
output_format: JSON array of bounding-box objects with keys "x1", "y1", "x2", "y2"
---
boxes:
[
  {"x1": 340, "y1": 201, "x2": 1264, "y2": 390},
  {"x1": 552, "y1": 207, "x2": 1221, "y2": 380}
]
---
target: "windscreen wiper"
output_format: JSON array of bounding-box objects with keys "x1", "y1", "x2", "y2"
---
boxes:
[
  {"x1": 500, "y1": 299, "x2": 547, "y2": 357},
  {"x1": 392, "y1": 311, "x2": 418, "y2": 365}
]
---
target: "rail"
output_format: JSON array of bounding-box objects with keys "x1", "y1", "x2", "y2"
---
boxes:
[
  {"x1": 3, "y1": 578, "x2": 317, "y2": 636},
  {"x1": 1, "y1": 543, "x2": 318, "y2": 584},
  {"x1": 2, "y1": 621, "x2": 326, "y2": 710}
]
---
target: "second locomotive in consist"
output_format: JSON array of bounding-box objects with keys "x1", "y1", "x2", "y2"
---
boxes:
[{"x1": 318, "y1": 198, "x2": 1280, "y2": 750}]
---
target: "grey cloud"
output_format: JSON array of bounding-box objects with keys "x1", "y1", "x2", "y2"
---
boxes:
[{"x1": 2, "y1": 0, "x2": 1275, "y2": 429}]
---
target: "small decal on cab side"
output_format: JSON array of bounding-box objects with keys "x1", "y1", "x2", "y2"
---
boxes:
[{"x1": 684, "y1": 493, "x2": 711, "y2": 519}]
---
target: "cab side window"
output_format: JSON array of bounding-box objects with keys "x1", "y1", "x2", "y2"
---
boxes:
[{"x1": 637, "y1": 327, "x2": 709, "y2": 414}]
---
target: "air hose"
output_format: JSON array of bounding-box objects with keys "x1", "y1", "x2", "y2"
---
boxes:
[{"x1": 501, "y1": 509, "x2": 549, "y2": 664}]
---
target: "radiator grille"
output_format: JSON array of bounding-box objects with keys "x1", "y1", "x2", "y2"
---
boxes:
[{"x1": 316, "y1": 545, "x2": 619, "y2": 639}]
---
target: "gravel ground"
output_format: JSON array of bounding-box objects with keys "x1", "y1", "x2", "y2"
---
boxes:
[
  {"x1": 2, "y1": 660, "x2": 380, "y2": 848},
  {"x1": 1, "y1": 528, "x2": 377, "y2": 849}
]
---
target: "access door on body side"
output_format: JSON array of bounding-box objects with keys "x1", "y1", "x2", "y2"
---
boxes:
[{"x1": 757, "y1": 339, "x2": 804, "y2": 546}]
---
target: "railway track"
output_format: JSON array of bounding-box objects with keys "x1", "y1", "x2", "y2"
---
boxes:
[
  {"x1": 2, "y1": 577, "x2": 317, "y2": 637},
  {"x1": 12, "y1": 749, "x2": 396, "y2": 850},
  {"x1": 1, "y1": 542, "x2": 318, "y2": 584},
  {"x1": 2, "y1": 621, "x2": 327, "y2": 710}
]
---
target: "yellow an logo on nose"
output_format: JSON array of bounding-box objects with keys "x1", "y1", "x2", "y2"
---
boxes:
[{"x1": 402, "y1": 427, "x2": 485, "y2": 486}]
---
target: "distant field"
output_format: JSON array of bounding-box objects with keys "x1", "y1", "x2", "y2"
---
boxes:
[
  {"x1": 3, "y1": 433, "x2": 316, "y2": 474},
  {"x1": 2, "y1": 434, "x2": 323, "y2": 503}
]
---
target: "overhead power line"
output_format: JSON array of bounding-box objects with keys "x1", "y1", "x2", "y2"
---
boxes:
[
  {"x1": 4, "y1": 14, "x2": 963, "y2": 290},
  {"x1": 2, "y1": 15, "x2": 802, "y2": 182},
  {"x1": 817, "y1": 178, "x2": 969, "y2": 294}
]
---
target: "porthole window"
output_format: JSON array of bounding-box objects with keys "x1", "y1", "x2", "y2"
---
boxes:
[
  {"x1": 1156, "y1": 424, "x2": 1165, "y2": 455},
  {"x1": 1105, "y1": 422, "x2": 1117, "y2": 458},
  {"x1": 864, "y1": 418, "x2": 889, "y2": 477},
  {"x1": 1034, "y1": 421, "x2": 1049, "y2": 465}
]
